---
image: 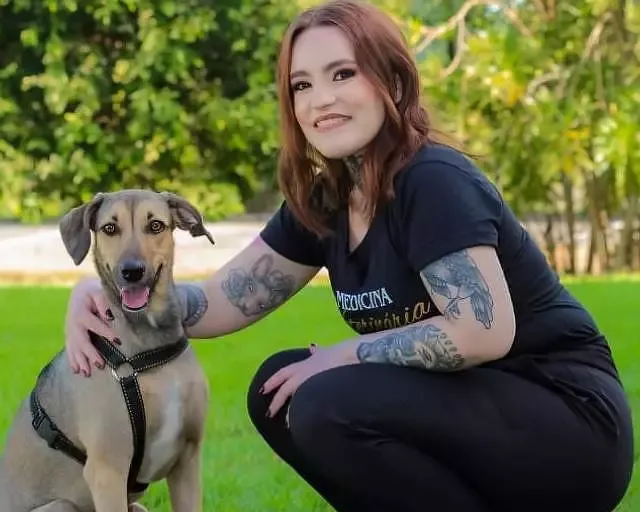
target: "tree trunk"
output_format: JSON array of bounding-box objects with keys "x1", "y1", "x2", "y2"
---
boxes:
[
  {"x1": 561, "y1": 174, "x2": 576, "y2": 274},
  {"x1": 615, "y1": 165, "x2": 638, "y2": 271},
  {"x1": 584, "y1": 172, "x2": 610, "y2": 274},
  {"x1": 586, "y1": 227, "x2": 595, "y2": 274},
  {"x1": 543, "y1": 213, "x2": 558, "y2": 272},
  {"x1": 633, "y1": 223, "x2": 640, "y2": 271}
]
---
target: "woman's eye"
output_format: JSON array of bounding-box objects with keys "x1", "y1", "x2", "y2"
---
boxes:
[
  {"x1": 291, "y1": 81, "x2": 310, "y2": 92},
  {"x1": 334, "y1": 68, "x2": 356, "y2": 81}
]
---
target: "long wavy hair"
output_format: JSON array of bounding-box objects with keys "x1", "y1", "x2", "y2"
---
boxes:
[{"x1": 276, "y1": 0, "x2": 459, "y2": 237}]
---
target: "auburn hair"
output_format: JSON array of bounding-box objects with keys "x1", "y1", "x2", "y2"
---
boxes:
[{"x1": 275, "y1": 0, "x2": 459, "y2": 237}]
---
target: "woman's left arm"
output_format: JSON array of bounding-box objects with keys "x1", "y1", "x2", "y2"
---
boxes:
[
  {"x1": 263, "y1": 157, "x2": 515, "y2": 416},
  {"x1": 343, "y1": 244, "x2": 515, "y2": 370},
  {"x1": 263, "y1": 245, "x2": 515, "y2": 418}
]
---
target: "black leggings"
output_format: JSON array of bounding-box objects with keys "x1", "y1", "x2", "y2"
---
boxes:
[{"x1": 246, "y1": 348, "x2": 633, "y2": 512}]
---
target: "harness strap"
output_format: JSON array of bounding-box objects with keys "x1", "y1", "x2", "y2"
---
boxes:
[
  {"x1": 30, "y1": 369, "x2": 87, "y2": 465},
  {"x1": 30, "y1": 332, "x2": 189, "y2": 495}
]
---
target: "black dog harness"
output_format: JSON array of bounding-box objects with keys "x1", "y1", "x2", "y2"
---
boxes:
[{"x1": 30, "y1": 331, "x2": 189, "y2": 494}]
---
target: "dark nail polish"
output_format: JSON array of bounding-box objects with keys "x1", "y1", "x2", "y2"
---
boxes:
[
  {"x1": 105, "y1": 309, "x2": 114, "y2": 320},
  {"x1": 82, "y1": 370, "x2": 88, "y2": 377},
  {"x1": 112, "y1": 338, "x2": 121, "y2": 345},
  {"x1": 266, "y1": 410, "x2": 272, "y2": 418},
  {"x1": 95, "y1": 361, "x2": 104, "y2": 369},
  {"x1": 259, "y1": 385, "x2": 265, "y2": 394}
]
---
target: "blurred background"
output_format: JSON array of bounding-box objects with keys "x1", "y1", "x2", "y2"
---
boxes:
[{"x1": 0, "y1": 0, "x2": 638, "y2": 278}]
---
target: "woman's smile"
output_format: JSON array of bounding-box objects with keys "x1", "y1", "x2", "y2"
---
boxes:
[{"x1": 314, "y1": 114, "x2": 352, "y2": 132}]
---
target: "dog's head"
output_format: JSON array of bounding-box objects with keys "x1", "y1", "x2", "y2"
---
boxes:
[{"x1": 59, "y1": 190, "x2": 214, "y2": 314}]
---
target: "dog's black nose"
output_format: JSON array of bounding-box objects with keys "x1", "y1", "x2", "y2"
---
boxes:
[{"x1": 120, "y1": 260, "x2": 146, "y2": 283}]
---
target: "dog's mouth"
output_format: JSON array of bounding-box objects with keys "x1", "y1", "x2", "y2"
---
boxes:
[{"x1": 119, "y1": 264, "x2": 163, "y2": 313}]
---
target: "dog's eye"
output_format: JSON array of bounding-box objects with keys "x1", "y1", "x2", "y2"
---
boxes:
[
  {"x1": 149, "y1": 220, "x2": 166, "y2": 234},
  {"x1": 102, "y1": 223, "x2": 118, "y2": 236}
]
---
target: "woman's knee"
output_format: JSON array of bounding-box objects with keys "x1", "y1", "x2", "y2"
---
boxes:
[
  {"x1": 246, "y1": 348, "x2": 311, "y2": 428},
  {"x1": 287, "y1": 366, "x2": 356, "y2": 450}
]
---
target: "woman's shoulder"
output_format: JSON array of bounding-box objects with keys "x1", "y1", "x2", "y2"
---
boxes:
[
  {"x1": 409, "y1": 143, "x2": 474, "y2": 168},
  {"x1": 393, "y1": 143, "x2": 488, "y2": 193}
]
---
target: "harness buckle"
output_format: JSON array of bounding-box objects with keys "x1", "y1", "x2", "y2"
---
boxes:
[{"x1": 111, "y1": 361, "x2": 137, "y2": 382}]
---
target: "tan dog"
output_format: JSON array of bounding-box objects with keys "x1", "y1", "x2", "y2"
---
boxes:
[{"x1": 0, "y1": 190, "x2": 213, "y2": 511}]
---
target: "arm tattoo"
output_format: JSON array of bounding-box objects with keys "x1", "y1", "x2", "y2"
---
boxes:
[
  {"x1": 420, "y1": 249, "x2": 494, "y2": 329},
  {"x1": 177, "y1": 283, "x2": 208, "y2": 327},
  {"x1": 356, "y1": 324, "x2": 464, "y2": 371},
  {"x1": 220, "y1": 254, "x2": 295, "y2": 317}
]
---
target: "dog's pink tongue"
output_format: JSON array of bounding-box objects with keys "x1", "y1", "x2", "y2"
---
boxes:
[{"x1": 121, "y1": 288, "x2": 149, "y2": 309}]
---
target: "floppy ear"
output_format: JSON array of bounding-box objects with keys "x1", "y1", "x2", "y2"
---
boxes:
[
  {"x1": 59, "y1": 193, "x2": 105, "y2": 266},
  {"x1": 160, "y1": 192, "x2": 215, "y2": 245}
]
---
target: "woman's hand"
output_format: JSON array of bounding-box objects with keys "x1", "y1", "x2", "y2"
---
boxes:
[
  {"x1": 262, "y1": 342, "x2": 355, "y2": 418},
  {"x1": 64, "y1": 277, "x2": 118, "y2": 376}
]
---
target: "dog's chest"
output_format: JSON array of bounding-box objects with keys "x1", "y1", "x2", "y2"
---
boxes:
[{"x1": 138, "y1": 380, "x2": 185, "y2": 481}]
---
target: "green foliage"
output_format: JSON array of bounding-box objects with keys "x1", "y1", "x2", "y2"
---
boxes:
[
  {"x1": 397, "y1": 0, "x2": 640, "y2": 272},
  {"x1": 0, "y1": 0, "x2": 638, "y2": 273},
  {"x1": 0, "y1": 0, "x2": 297, "y2": 222}
]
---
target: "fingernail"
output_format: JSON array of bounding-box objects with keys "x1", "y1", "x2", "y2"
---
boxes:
[
  {"x1": 259, "y1": 385, "x2": 265, "y2": 394},
  {"x1": 95, "y1": 361, "x2": 104, "y2": 369},
  {"x1": 112, "y1": 338, "x2": 121, "y2": 345},
  {"x1": 265, "y1": 409, "x2": 272, "y2": 418},
  {"x1": 105, "y1": 309, "x2": 114, "y2": 320},
  {"x1": 82, "y1": 370, "x2": 89, "y2": 377}
]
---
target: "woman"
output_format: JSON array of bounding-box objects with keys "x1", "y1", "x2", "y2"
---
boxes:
[{"x1": 64, "y1": 1, "x2": 633, "y2": 510}]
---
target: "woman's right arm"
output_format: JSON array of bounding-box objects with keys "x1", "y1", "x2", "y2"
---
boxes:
[
  {"x1": 65, "y1": 235, "x2": 321, "y2": 375},
  {"x1": 178, "y1": 235, "x2": 321, "y2": 338}
]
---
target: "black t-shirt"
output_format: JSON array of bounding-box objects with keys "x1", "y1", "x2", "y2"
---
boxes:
[{"x1": 260, "y1": 144, "x2": 618, "y2": 380}]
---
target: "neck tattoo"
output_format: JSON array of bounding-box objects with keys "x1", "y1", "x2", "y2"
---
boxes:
[{"x1": 344, "y1": 154, "x2": 363, "y2": 189}]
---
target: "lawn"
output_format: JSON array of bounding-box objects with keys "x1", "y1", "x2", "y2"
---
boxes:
[{"x1": 0, "y1": 280, "x2": 638, "y2": 511}]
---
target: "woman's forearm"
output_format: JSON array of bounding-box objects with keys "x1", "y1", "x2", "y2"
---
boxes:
[
  {"x1": 341, "y1": 314, "x2": 512, "y2": 371},
  {"x1": 175, "y1": 280, "x2": 261, "y2": 339},
  {"x1": 175, "y1": 236, "x2": 321, "y2": 340}
]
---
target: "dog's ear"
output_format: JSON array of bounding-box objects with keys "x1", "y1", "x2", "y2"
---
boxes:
[
  {"x1": 160, "y1": 192, "x2": 215, "y2": 245},
  {"x1": 59, "y1": 193, "x2": 105, "y2": 266}
]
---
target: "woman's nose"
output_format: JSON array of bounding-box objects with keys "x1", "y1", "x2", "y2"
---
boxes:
[{"x1": 310, "y1": 86, "x2": 337, "y2": 109}]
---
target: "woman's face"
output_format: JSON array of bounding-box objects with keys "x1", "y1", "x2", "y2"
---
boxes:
[{"x1": 290, "y1": 25, "x2": 386, "y2": 160}]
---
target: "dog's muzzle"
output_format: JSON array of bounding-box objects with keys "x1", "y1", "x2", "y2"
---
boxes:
[{"x1": 117, "y1": 260, "x2": 163, "y2": 312}]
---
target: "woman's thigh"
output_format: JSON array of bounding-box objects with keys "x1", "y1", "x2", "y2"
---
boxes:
[{"x1": 287, "y1": 359, "x2": 633, "y2": 512}]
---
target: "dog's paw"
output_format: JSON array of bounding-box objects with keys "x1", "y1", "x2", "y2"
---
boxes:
[{"x1": 128, "y1": 504, "x2": 148, "y2": 512}]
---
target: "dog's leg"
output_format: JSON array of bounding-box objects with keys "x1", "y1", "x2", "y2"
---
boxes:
[
  {"x1": 83, "y1": 457, "x2": 128, "y2": 512},
  {"x1": 32, "y1": 500, "x2": 80, "y2": 511},
  {"x1": 166, "y1": 441, "x2": 203, "y2": 512}
]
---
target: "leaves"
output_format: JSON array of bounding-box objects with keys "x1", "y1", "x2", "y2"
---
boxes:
[
  {"x1": 0, "y1": 0, "x2": 638, "y2": 272},
  {"x1": 0, "y1": 0, "x2": 295, "y2": 221}
]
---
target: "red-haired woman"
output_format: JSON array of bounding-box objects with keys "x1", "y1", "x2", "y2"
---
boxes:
[{"x1": 65, "y1": 1, "x2": 633, "y2": 510}]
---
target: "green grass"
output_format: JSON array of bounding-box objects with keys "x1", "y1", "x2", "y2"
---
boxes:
[{"x1": 0, "y1": 281, "x2": 638, "y2": 510}]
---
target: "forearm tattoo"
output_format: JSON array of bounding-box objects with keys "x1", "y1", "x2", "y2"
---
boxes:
[
  {"x1": 356, "y1": 323, "x2": 464, "y2": 371},
  {"x1": 220, "y1": 254, "x2": 295, "y2": 317},
  {"x1": 177, "y1": 283, "x2": 208, "y2": 327},
  {"x1": 420, "y1": 249, "x2": 494, "y2": 329}
]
